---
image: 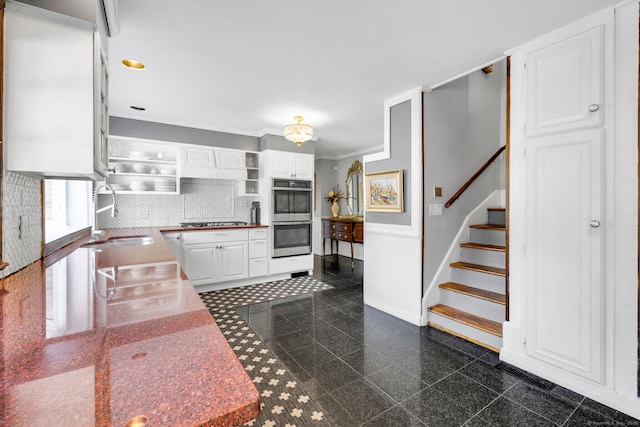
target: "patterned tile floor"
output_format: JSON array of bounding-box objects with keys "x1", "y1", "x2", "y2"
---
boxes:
[{"x1": 201, "y1": 255, "x2": 640, "y2": 426}]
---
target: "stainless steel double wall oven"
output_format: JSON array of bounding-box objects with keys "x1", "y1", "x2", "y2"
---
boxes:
[{"x1": 271, "y1": 179, "x2": 312, "y2": 257}]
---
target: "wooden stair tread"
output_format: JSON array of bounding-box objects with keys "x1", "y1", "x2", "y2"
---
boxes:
[
  {"x1": 470, "y1": 223, "x2": 506, "y2": 231},
  {"x1": 429, "y1": 304, "x2": 502, "y2": 337},
  {"x1": 450, "y1": 262, "x2": 506, "y2": 276},
  {"x1": 487, "y1": 207, "x2": 505, "y2": 211},
  {"x1": 460, "y1": 242, "x2": 506, "y2": 252},
  {"x1": 439, "y1": 282, "x2": 506, "y2": 305}
]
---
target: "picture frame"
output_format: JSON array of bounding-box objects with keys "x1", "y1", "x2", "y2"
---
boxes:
[{"x1": 365, "y1": 169, "x2": 403, "y2": 212}]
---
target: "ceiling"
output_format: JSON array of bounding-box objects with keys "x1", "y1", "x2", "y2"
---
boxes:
[{"x1": 108, "y1": 0, "x2": 617, "y2": 159}]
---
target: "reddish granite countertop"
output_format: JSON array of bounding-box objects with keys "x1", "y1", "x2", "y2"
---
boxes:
[
  {"x1": 160, "y1": 225, "x2": 269, "y2": 233},
  {"x1": 0, "y1": 228, "x2": 260, "y2": 426}
]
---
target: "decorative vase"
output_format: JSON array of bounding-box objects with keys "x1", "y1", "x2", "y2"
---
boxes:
[{"x1": 331, "y1": 200, "x2": 339, "y2": 218}]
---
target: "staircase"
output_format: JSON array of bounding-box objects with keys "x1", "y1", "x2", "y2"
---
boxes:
[{"x1": 427, "y1": 207, "x2": 506, "y2": 353}]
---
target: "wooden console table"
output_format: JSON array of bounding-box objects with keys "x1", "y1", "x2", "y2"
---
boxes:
[{"x1": 322, "y1": 217, "x2": 364, "y2": 266}]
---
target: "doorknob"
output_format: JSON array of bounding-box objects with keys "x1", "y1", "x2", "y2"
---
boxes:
[
  {"x1": 588, "y1": 104, "x2": 599, "y2": 112},
  {"x1": 589, "y1": 220, "x2": 600, "y2": 228}
]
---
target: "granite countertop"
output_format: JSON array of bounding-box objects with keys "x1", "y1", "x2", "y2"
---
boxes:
[
  {"x1": 0, "y1": 227, "x2": 260, "y2": 426},
  {"x1": 160, "y1": 224, "x2": 269, "y2": 233}
]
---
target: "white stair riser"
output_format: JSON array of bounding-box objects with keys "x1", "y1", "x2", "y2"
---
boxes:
[
  {"x1": 470, "y1": 229, "x2": 505, "y2": 246},
  {"x1": 450, "y1": 268, "x2": 505, "y2": 293},
  {"x1": 460, "y1": 247, "x2": 506, "y2": 269},
  {"x1": 487, "y1": 210, "x2": 506, "y2": 226},
  {"x1": 428, "y1": 312, "x2": 503, "y2": 351},
  {"x1": 440, "y1": 289, "x2": 506, "y2": 323}
]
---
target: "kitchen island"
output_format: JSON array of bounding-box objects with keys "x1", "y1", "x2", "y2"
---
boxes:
[{"x1": 0, "y1": 227, "x2": 260, "y2": 426}]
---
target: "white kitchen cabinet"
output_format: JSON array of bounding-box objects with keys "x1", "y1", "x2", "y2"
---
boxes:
[
  {"x1": 214, "y1": 149, "x2": 245, "y2": 169},
  {"x1": 180, "y1": 144, "x2": 248, "y2": 180},
  {"x1": 181, "y1": 229, "x2": 249, "y2": 285},
  {"x1": 249, "y1": 228, "x2": 268, "y2": 277},
  {"x1": 162, "y1": 232, "x2": 182, "y2": 264},
  {"x1": 4, "y1": 2, "x2": 109, "y2": 179},
  {"x1": 182, "y1": 144, "x2": 216, "y2": 169},
  {"x1": 239, "y1": 151, "x2": 260, "y2": 196},
  {"x1": 106, "y1": 136, "x2": 180, "y2": 194},
  {"x1": 266, "y1": 151, "x2": 314, "y2": 180}
]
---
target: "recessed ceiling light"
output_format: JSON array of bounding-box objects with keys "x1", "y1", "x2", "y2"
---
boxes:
[
  {"x1": 122, "y1": 59, "x2": 145, "y2": 70},
  {"x1": 130, "y1": 106, "x2": 146, "y2": 111}
]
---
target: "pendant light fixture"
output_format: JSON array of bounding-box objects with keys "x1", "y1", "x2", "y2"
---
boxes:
[{"x1": 284, "y1": 116, "x2": 313, "y2": 146}]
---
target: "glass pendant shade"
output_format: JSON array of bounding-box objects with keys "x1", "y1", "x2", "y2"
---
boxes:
[{"x1": 284, "y1": 116, "x2": 313, "y2": 146}]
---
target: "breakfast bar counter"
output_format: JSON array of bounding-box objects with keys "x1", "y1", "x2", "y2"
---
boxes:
[{"x1": 0, "y1": 227, "x2": 260, "y2": 426}]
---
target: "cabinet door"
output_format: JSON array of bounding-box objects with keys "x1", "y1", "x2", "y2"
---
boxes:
[
  {"x1": 291, "y1": 154, "x2": 313, "y2": 180},
  {"x1": 215, "y1": 149, "x2": 245, "y2": 169},
  {"x1": 182, "y1": 244, "x2": 215, "y2": 284},
  {"x1": 270, "y1": 151, "x2": 292, "y2": 178},
  {"x1": 525, "y1": 26, "x2": 602, "y2": 137},
  {"x1": 525, "y1": 131, "x2": 604, "y2": 382},
  {"x1": 217, "y1": 242, "x2": 248, "y2": 282},
  {"x1": 162, "y1": 233, "x2": 182, "y2": 264},
  {"x1": 181, "y1": 145, "x2": 215, "y2": 168}
]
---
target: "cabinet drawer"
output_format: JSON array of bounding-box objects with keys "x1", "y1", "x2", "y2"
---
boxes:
[
  {"x1": 330, "y1": 222, "x2": 352, "y2": 234},
  {"x1": 249, "y1": 239, "x2": 268, "y2": 259},
  {"x1": 270, "y1": 255, "x2": 313, "y2": 275},
  {"x1": 353, "y1": 223, "x2": 364, "y2": 243},
  {"x1": 182, "y1": 229, "x2": 248, "y2": 244},
  {"x1": 249, "y1": 258, "x2": 268, "y2": 277},
  {"x1": 249, "y1": 228, "x2": 269, "y2": 240},
  {"x1": 331, "y1": 231, "x2": 352, "y2": 242}
]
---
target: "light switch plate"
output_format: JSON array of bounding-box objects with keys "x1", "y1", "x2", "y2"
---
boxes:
[
  {"x1": 136, "y1": 209, "x2": 149, "y2": 219},
  {"x1": 428, "y1": 204, "x2": 443, "y2": 216}
]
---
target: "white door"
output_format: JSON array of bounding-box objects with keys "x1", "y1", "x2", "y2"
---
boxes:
[
  {"x1": 182, "y1": 244, "x2": 215, "y2": 284},
  {"x1": 517, "y1": 12, "x2": 609, "y2": 382},
  {"x1": 217, "y1": 242, "x2": 248, "y2": 282},
  {"x1": 525, "y1": 26, "x2": 602, "y2": 137},
  {"x1": 525, "y1": 130, "x2": 603, "y2": 381}
]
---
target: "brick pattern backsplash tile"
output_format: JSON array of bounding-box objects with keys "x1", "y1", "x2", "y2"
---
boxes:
[{"x1": 2, "y1": 172, "x2": 43, "y2": 279}]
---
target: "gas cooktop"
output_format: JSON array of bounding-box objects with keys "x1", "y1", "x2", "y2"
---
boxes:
[{"x1": 180, "y1": 221, "x2": 248, "y2": 229}]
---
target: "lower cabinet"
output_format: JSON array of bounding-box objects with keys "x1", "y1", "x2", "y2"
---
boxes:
[{"x1": 181, "y1": 229, "x2": 249, "y2": 286}]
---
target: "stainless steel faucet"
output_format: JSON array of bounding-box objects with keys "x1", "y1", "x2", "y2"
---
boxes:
[{"x1": 92, "y1": 182, "x2": 118, "y2": 240}]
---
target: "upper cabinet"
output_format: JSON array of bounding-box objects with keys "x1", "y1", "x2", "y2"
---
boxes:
[
  {"x1": 3, "y1": 2, "x2": 109, "y2": 180},
  {"x1": 266, "y1": 151, "x2": 314, "y2": 180},
  {"x1": 180, "y1": 144, "x2": 247, "y2": 180},
  {"x1": 106, "y1": 136, "x2": 180, "y2": 194},
  {"x1": 214, "y1": 149, "x2": 245, "y2": 170}
]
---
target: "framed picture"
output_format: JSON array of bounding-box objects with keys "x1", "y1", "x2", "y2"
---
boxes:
[{"x1": 365, "y1": 169, "x2": 403, "y2": 212}]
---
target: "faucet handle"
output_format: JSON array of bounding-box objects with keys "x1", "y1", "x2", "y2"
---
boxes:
[{"x1": 91, "y1": 229, "x2": 106, "y2": 238}]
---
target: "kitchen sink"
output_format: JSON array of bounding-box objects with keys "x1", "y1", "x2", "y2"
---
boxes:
[{"x1": 81, "y1": 235, "x2": 154, "y2": 250}]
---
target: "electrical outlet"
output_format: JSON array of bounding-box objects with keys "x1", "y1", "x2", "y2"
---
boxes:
[
  {"x1": 433, "y1": 186, "x2": 442, "y2": 197},
  {"x1": 136, "y1": 209, "x2": 149, "y2": 219},
  {"x1": 18, "y1": 215, "x2": 28, "y2": 239}
]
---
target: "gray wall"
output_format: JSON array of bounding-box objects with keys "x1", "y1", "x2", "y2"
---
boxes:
[
  {"x1": 314, "y1": 158, "x2": 338, "y2": 218},
  {"x1": 365, "y1": 100, "x2": 412, "y2": 226},
  {"x1": 422, "y1": 62, "x2": 506, "y2": 287},
  {"x1": 260, "y1": 134, "x2": 315, "y2": 155},
  {"x1": 110, "y1": 117, "x2": 260, "y2": 151}
]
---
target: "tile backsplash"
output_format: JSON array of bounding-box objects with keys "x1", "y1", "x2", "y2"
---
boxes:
[
  {"x1": 97, "y1": 178, "x2": 254, "y2": 228},
  {"x1": 2, "y1": 172, "x2": 43, "y2": 279}
]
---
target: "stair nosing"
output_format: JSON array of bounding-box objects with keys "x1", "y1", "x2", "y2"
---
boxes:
[
  {"x1": 439, "y1": 282, "x2": 506, "y2": 305},
  {"x1": 429, "y1": 304, "x2": 503, "y2": 337},
  {"x1": 450, "y1": 261, "x2": 506, "y2": 277},
  {"x1": 460, "y1": 242, "x2": 506, "y2": 252},
  {"x1": 470, "y1": 223, "x2": 506, "y2": 230},
  {"x1": 487, "y1": 208, "x2": 506, "y2": 211}
]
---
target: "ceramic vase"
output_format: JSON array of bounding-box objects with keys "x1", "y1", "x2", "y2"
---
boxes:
[{"x1": 331, "y1": 200, "x2": 339, "y2": 218}]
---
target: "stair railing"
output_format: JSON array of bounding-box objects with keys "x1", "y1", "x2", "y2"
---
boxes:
[{"x1": 445, "y1": 145, "x2": 506, "y2": 208}]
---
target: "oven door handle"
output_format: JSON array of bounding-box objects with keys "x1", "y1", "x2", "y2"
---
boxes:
[
  {"x1": 272, "y1": 221, "x2": 313, "y2": 225},
  {"x1": 272, "y1": 187, "x2": 312, "y2": 192}
]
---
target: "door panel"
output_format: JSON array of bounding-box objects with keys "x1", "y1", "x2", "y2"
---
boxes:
[
  {"x1": 525, "y1": 26, "x2": 602, "y2": 137},
  {"x1": 217, "y1": 242, "x2": 248, "y2": 282},
  {"x1": 182, "y1": 244, "x2": 215, "y2": 284},
  {"x1": 525, "y1": 129, "x2": 603, "y2": 381}
]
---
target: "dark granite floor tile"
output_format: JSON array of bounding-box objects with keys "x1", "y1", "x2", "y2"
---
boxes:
[
  {"x1": 366, "y1": 365, "x2": 429, "y2": 402},
  {"x1": 477, "y1": 350, "x2": 501, "y2": 366},
  {"x1": 401, "y1": 387, "x2": 475, "y2": 427},
  {"x1": 363, "y1": 405, "x2": 426, "y2": 427},
  {"x1": 462, "y1": 416, "x2": 494, "y2": 427},
  {"x1": 330, "y1": 378, "x2": 396, "y2": 424},
  {"x1": 548, "y1": 384, "x2": 584, "y2": 405},
  {"x1": 340, "y1": 348, "x2": 393, "y2": 376},
  {"x1": 317, "y1": 329, "x2": 363, "y2": 357},
  {"x1": 443, "y1": 336, "x2": 490, "y2": 358},
  {"x1": 309, "y1": 358, "x2": 363, "y2": 392},
  {"x1": 264, "y1": 342, "x2": 306, "y2": 374},
  {"x1": 271, "y1": 329, "x2": 315, "y2": 353},
  {"x1": 396, "y1": 349, "x2": 455, "y2": 385},
  {"x1": 284, "y1": 311, "x2": 316, "y2": 332},
  {"x1": 315, "y1": 394, "x2": 360, "y2": 427},
  {"x1": 287, "y1": 342, "x2": 337, "y2": 372},
  {"x1": 270, "y1": 300, "x2": 309, "y2": 318},
  {"x1": 564, "y1": 406, "x2": 621, "y2": 427},
  {"x1": 460, "y1": 359, "x2": 520, "y2": 393},
  {"x1": 479, "y1": 397, "x2": 556, "y2": 427},
  {"x1": 432, "y1": 372, "x2": 500, "y2": 413},
  {"x1": 341, "y1": 292, "x2": 364, "y2": 305},
  {"x1": 420, "y1": 339, "x2": 477, "y2": 370},
  {"x1": 293, "y1": 370, "x2": 330, "y2": 399},
  {"x1": 420, "y1": 325, "x2": 456, "y2": 344},
  {"x1": 364, "y1": 306, "x2": 419, "y2": 336},
  {"x1": 504, "y1": 382, "x2": 580, "y2": 425},
  {"x1": 581, "y1": 398, "x2": 640, "y2": 424},
  {"x1": 270, "y1": 317, "x2": 301, "y2": 337}
]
